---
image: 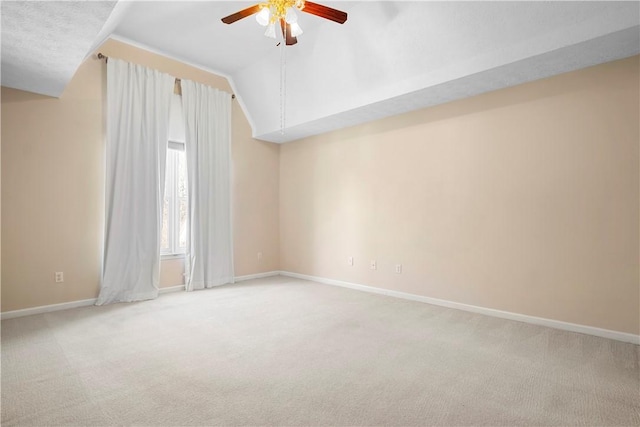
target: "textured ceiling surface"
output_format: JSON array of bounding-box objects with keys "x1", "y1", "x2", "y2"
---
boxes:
[
  {"x1": 112, "y1": 1, "x2": 359, "y2": 76},
  {"x1": 1, "y1": 1, "x2": 117, "y2": 97},
  {"x1": 2, "y1": 1, "x2": 639, "y2": 142}
]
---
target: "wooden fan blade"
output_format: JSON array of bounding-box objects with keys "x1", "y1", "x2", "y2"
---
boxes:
[
  {"x1": 286, "y1": 23, "x2": 298, "y2": 45},
  {"x1": 280, "y1": 19, "x2": 298, "y2": 46},
  {"x1": 221, "y1": 4, "x2": 262, "y2": 24},
  {"x1": 301, "y1": 1, "x2": 347, "y2": 24}
]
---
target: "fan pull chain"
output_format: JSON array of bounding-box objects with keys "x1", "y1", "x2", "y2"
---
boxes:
[{"x1": 280, "y1": 37, "x2": 286, "y2": 135}]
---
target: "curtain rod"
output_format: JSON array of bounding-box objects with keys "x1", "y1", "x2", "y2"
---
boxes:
[{"x1": 96, "y1": 53, "x2": 236, "y2": 99}]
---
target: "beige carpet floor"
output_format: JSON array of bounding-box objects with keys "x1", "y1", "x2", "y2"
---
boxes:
[{"x1": 2, "y1": 275, "x2": 639, "y2": 426}]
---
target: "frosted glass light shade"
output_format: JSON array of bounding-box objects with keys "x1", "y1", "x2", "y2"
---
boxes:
[
  {"x1": 264, "y1": 22, "x2": 277, "y2": 39},
  {"x1": 285, "y1": 8, "x2": 297, "y2": 24},
  {"x1": 256, "y1": 7, "x2": 270, "y2": 26},
  {"x1": 290, "y1": 22, "x2": 303, "y2": 37}
]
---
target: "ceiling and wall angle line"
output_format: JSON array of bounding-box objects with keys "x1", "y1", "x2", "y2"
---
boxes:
[{"x1": 2, "y1": 1, "x2": 639, "y2": 143}]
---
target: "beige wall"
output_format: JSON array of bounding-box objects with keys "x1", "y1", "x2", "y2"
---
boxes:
[
  {"x1": 231, "y1": 88, "x2": 281, "y2": 275},
  {"x1": 280, "y1": 56, "x2": 640, "y2": 335},
  {"x1": 2, "y1": 41, "x2": 637, "y2": 336},
  {"x1": 160, "y1": 258, "x2": 185, "y2": 288},
  {"x1": 1, "y1": 39, "x2": 280, "y2": 311},
  {"x1": 2, "y1": 70, "x2": 104, "y2": 310}
]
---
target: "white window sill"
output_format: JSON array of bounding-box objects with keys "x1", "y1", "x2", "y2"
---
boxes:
[{"x1": 162, "y1": 253, "x2": 185, "y2": 260}]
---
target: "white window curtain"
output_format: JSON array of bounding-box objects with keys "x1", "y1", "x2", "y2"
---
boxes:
[
  {"x1": 181, "y1": 79, "x2": 234, "y2": 290},
  {"x1": 97, "y1": 58, "x2": 174, "y2": 305}
]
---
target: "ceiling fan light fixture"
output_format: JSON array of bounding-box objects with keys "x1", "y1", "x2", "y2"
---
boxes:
[
  {"x1": 221, "y1": 0, "x2": 347, "y2": 45},
  {"x1": 285, "y1": 8, "x2": 298, "y2": 24},
  {"x1": 256, "y1": 7, "x2": 271, "y2": 26},
  {"x1": 290, "y1": 22, "x2": 303, "y2": 37},
  {"x1": 265, "y1": 22, "x2": 277, "y2": 38}
]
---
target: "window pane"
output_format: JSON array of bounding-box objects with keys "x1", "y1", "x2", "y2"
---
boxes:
[
  {"x1": 178, "y1": 151, "x2": 187, "y2": 198},
  {"x1": 163, "y1": 146, "x2": 187, "y2": 255},
  {"x1": 161, "y1": 197, "x2": 169, "y2": 250},
  {"x1": 179, "y1": 198, "x2": 187, "y2": 249},
  {"x1": 164, "y1": 151, "x2": 173, "y2": 198}
]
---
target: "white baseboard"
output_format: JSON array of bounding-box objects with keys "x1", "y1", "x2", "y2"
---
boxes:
[
  {"x1": 1, "y1": 298, "x2": 98, "y2": 320},
  {"x1": 0, "y1": 272, "x2": 281, "y2": 320},
  {"x1": 280, "y1": 271, "x2": 640, "y2": 345},
  {"x1": 1, "y1": 285, "x2": 185, "y2": 320},
  {"x1": 234, "y1": 271, "x2": 280, "y2": 282},
  {"x1": 4, "y1": 271, "x2": 637, "y2": 345},
  {"x1": 159, "y1": 285, "x2": 185, "y2": 294}
]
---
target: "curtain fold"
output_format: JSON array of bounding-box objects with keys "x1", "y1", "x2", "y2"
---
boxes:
[
  {"x1": 97, "y1": 58, "x2": 174, "y2": 305},
  {"x1": 181, "y1": 80, "x2": 234, "y2": 290}
]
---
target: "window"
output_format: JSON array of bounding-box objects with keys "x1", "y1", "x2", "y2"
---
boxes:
[
  {"x1": 162, "y1": 93, "x2": 187, "y2": 256},
  {"x1": 161, "y1": 144, "x2": 187, "y2": 255}
]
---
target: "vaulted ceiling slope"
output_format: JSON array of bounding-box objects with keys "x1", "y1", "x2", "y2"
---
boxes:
[
  {"x1": 1, "y1": 1, "x2": 117, "y2": 97},
  {"x1": 2, "y1": 2, "x2": 639, "y2": 143}
]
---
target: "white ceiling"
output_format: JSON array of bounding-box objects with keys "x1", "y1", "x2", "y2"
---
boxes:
[
  {"x1": 2, "y1": 1, "x2": 639, "y2": 143},
  {"x1": 1, "y1": 1, "x2": 117, "y2": 97}
]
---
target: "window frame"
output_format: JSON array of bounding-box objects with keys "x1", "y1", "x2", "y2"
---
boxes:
[{"x1": 161, "y1": 141, "x2": 187, "y2": 257}]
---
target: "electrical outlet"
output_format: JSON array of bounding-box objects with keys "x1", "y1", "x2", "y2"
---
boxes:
[
  {"x1": 55, "y1": 272, "x2": 64, "y2": 283},
  {"x1": 348, "y1": 256, "x2": 354, "y2": 266},
  {"x1": 395, "y1": 264, "x2": 402, "y2": 274},
  {"x1": 370, "y1": 260, "x2": 377, "y2": 270},
  {"x1": 257, "y1": 252, "x2": 263, "y2": 260}
]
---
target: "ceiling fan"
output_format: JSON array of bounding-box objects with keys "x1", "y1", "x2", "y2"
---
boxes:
[{"x1": 221, "y1": 0, "x2": 347, "y2": 46}]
